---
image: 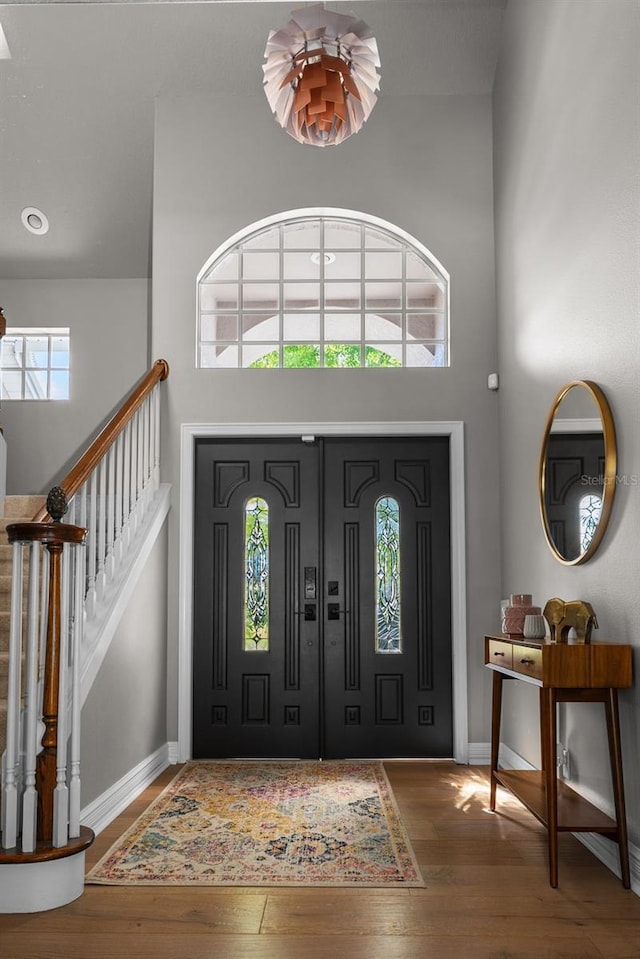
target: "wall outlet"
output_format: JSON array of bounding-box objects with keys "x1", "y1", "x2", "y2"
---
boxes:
[{"x1": 557, "y1": 743, "x2": 571, "y2": 779}]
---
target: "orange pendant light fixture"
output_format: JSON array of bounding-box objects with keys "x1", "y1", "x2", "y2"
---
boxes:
[{"x1": 262, "y1": 3, "x2": 381, "y2": 147}]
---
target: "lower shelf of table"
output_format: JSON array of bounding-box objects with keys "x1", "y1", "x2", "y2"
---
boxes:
[{"x1": 493, "y1": 769, "x2": 619, "y2": 836}]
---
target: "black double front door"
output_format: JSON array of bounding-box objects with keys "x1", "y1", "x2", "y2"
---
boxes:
[{"x1": 193, "y1": 436, "x2": 452, "y2": 759}]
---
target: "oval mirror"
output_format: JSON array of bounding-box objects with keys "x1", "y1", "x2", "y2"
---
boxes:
[{"x1": 539, "y1": 380, "x2": 617, "y2": 565}]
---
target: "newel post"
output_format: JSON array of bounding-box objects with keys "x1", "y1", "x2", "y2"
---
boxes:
[{"x1": 37, "y1": 535, "x2": 64, "y2": 841}]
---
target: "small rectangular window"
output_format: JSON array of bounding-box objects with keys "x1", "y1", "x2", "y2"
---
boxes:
[{"x1": 0, "y1": 328, "x2": 70, "y2": 400}]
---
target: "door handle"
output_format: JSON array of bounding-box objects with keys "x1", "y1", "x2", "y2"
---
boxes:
[
  {"x1": 293, "y1": 604, "x2": 317, "y2": 621},
  {"x1": 328, "y1": 604, "x2": 350, "y2": 620}
]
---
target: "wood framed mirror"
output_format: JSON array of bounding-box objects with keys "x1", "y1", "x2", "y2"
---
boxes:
[{"x1": 539, "y1": 380, "x2": 617, "y2": 565}]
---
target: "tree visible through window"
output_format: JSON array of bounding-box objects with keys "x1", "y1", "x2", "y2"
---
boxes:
[{"x1": 197, "y1": 210, "x2": 449, "y2": 369}]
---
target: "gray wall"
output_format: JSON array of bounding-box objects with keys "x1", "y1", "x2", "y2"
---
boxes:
[
  {"x1": 81, "y1": 524, "x2": 168, "y2": 807},
  {"x1": 152, "y1": 92, "x2": 501, "y2": 745},
  {"x1": 0, "y1": 278, "x2": 150, "y2": 494},
  {"x1": 494, "y1": 0, "x2": 640, "y2": 840}
]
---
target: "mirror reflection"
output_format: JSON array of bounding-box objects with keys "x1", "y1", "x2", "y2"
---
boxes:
[{"x1": 539, "y1": 381, "x2": 616, "y2": 565}]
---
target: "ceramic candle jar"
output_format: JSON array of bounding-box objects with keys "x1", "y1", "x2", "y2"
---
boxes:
[{"x1": 502, "y1": 594, "x2": 541, "y2": 636}]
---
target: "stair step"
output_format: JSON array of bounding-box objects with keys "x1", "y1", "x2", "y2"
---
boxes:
[
  {"x1": 0, "y1": 650, "x2": 8, "y2": 684},
  {"x1": 2, "y1": 495, "x2": 47, "y2": 520}
]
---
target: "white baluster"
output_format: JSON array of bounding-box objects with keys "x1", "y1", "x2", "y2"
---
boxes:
[
  {"x1": 153, "y1": 384, "x2": 161, "y2": 492},
  {"x1": 135, "y1": 407, "x2": 144, "y2": 526},
  {"x1": 105, "y1": 444, "x2": 116, "y2": 583},
  {"x1": 1, "y1": 542, "x2": 24, "y2": 850},
  {"x1": 78, "y1": 481, "x2": 88, "y2": 614},
  {"x1": 86, "y1": 470, "x2": 98, "y2": 619},
  {"x1": 128, "y1": 416, "x2": 136, "y2": 536},
  {"x1": 79, "y1": 481, "x2": 88, "y2": 530},
  {"x1": 97, "y1": 456, "x2": 107, "y2": 600},
  {"x1": 142, "y1": 395, "x2": 151, "y2": 509},
  {"x1": 20, "y1": 543, "x2": 42, "y2": 853},
  {"x1": 150, "y1": 386, "x2": 157, "y2": 493},
  {"x1": 52, "y1": 545, "x2": 71, "y2": 847},
  {"x1": 114, "y1": 430, "x2": 124, "y2": 565},
  {"x1": 123, "y1": 420, "x2": 132, "y2": 549},
  {"x1": 138, "y1": 401, "x2": 146, "y2": 513},
  {"x1": 68, "y1": 543, "x2": 85, "y2": 839},
  {"x1": 70, "y1": 494, "x2": 78, "y2": 526},
  {"x1": 147, "y1": 393, "x2": 154, "y2": 500},
  {"x1": 37, "y1": 548, "x2": 49, "y2": 716}
]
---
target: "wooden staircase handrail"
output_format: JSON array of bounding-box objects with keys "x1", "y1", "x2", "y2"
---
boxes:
[{"x1": 31, "y1": 359, "x2": 169, "y2": 523}]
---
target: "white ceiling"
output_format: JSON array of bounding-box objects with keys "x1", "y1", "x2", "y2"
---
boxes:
[{"x1": 0, "y1": 0, "x2": 507, "y2": 279}]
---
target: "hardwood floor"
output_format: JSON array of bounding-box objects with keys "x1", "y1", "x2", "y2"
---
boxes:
[{"x1": 1, "y1": 762, "x2": 639, "y2": 958}]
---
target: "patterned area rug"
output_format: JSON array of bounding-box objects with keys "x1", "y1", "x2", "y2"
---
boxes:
[{"x1": 86, "y1": 761, "x2": 423, "y2": 887}]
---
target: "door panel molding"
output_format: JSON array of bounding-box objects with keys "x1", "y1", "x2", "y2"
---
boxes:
[
  {"x1": 179, "y1": 421, "x2": 468, "y2": 763},
  {"x1": 284, "y1": 522, "x2": 301, "y2": 690},
  {"x1": 416, "y1": 520, "x2": 433, "y2": 691}
]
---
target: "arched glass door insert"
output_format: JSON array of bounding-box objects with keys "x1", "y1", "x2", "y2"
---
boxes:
[
  {"x1": 579, "y1": 493, "x2": 602, "y2": 554},
  {"x1": 244, "y1": 496, "x2": 270, "y2": 651},
  {"x1": 197, "y1": 209, "x2": 449, "y2": 369},
  {"x1": 375, "y1": 496, "x2": 402, "y2": 653}
]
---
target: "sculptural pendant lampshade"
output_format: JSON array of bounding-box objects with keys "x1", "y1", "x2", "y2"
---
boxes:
[{"x1": 262, "y1": 3, "x2": 381, "y2": 147}]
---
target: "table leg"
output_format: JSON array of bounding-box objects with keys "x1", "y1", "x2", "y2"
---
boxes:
[
  {"x1": 539, "y1": 686, "x2": 549, "y2": 775},
  {"x1": 541, "y1": 686, "x2": 559, "y2": 888},
  {"x1": 604, "y1": 688, "x2": 631, "y2": 889},
  {"x1": 489, "y1": 670, "x2": 503, "y2": 811}
]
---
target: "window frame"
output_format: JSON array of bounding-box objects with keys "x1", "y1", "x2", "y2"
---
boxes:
[
  {"x1": 196, "y1": 208, "x2": 450, "y2": 370},
  {"x1": 0, "y1": 327, "x2": 70, "y2": 401}
]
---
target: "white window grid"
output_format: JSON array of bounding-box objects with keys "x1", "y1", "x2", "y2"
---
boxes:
[
  {"x1": 197, "y1": 213, "x2": 449, "y2": 369},
  {"x1": 0, "y1": 328, "x2": 70, "y2": 400}
]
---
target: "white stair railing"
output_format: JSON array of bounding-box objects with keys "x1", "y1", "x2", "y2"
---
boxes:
[
  {"x1": 1, "y1": 522, "x2": 85, "y2": 852},
  {"x1": 64, "y1": 381, "x2": 163, "y2": 628},
  {"x1": 0, "y1": 359, "x2": 168, "y2": 858}
]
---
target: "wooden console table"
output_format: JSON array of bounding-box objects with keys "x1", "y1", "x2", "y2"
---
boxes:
[{"x1": 484, "y1": 634, "x2": 632, "y2": 888}]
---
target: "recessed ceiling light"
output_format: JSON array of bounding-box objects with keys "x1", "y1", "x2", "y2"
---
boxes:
[
  {"x1": 21, "y1": 207, "x2": 49, "y2": 236},
  {"x1": 310, "y1": 252, "x2": 336, "y2": 265}
]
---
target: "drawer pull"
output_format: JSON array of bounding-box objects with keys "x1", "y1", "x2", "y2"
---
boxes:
[
  {"x1": 493, "y1": 651, "x2": 505, "y2": 657},
  {"x1": 520, "y1": 657, "x2": 535, "y2": 666}
]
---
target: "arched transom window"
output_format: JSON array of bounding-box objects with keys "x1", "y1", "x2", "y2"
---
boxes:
[{"x1": 197, "y1": 209, "x2": 449, "y2": 369}]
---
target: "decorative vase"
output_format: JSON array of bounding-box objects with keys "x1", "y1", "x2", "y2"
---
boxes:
[
  {"x1": 510, "y1": 593, "x2": 532, "y2": 606},
  {"x1": 523, "y1": 614, "x2": 546, "y2": 639},
  {"x1": 502, "y1": 594, "x2": 541, "y2": 636},
  {"x1": 500, "y1": 599, "x2": 510, "y2": 633}
]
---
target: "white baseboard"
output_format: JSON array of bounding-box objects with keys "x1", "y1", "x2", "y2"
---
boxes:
[
  {"x1": 467, "y1": 742, "x2": 491, "y2": 765},
  {"x1": 80, "y1": 742, "x2": 178, "y2": 835},
  {"x1": 496, "y1": 743, "x2": 639, "y2": 896},
  {"x1": 497, "y1": 743, "x2": 535, "y2": 772}
]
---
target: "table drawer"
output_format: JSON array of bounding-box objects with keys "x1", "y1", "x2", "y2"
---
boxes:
[
  {"x1": 512, "y1": 643, "x2": 543, "y2": 681},
  {"x1": 487, "y1": 639, "x2": 513, "y2": 670}
]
